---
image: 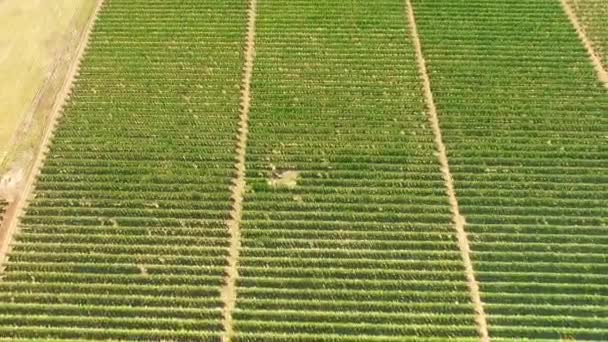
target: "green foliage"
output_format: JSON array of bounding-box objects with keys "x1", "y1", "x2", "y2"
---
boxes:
[
  {"x1": 414, "y1": 0, "x2": 608, "y2": 340},
  {"x1": 233, "y1": 0, "x2": 477, "y2": 340},
  {"x1": 0, "y1": 0, "x2": 246, "y2": 339}
]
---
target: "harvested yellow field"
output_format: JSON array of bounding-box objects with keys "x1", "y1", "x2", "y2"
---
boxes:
[{"x1": 0, "y1": 0, "x2": 95, "y2": 173}]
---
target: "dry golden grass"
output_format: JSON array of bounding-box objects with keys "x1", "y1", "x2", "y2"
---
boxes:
[{"x1": 0, "y1": 0, "x2": 95, "y2": 173}]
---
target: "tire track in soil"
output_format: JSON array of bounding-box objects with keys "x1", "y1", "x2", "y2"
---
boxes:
[
  {"x1": 405, "y1": 0, "x2": 490, "y2": 340},
  {"x1": 561, "y1": 0, "x2": 608, "y2": 88},
  {"x1": 0, "y1": 0, "x2": 106, "y2": 273},
  {"x1": 221, "y1": 0, "x2": 257, "y2": 341}
]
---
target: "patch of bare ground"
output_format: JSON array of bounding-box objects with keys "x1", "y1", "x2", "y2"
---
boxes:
[
  {"x1": 405, "y1": 1, "x2": 490, "y2": 341},
  {"x1": 221, "y1": 0, "x2": 257, "y2": 341},
  {"x1": 561, "y1": 0, "x2": 608, "y2": 88},
  {"x1": 269, "y1": 165, "x2": 300, "y2": 189},
  {"x1": 0, "y1": 0, "x2": 106, "y2": 272}
]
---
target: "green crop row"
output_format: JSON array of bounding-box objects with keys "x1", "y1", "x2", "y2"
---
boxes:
[
  {"x1": 0, "y1": 0, "x2": 248, "y2": 339},
  {"x1": 414, "y1": 0, "x2": 608, "y2": 339},
  {"x1": 232, "y1": 0, "x2": 477, "y2": 340}
]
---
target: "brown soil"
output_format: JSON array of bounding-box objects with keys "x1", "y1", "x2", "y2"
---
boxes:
[
  {"x1": 0, "y1": 199, "x2": 18, "y2": 272},
  {"x1": 221, "y1": 0, "x2": 257, "y2": 341},
  {"x1": 405, "y1": 0, "x2": 490, "y2": 340},
  {"x1": 561, "y1": 0, "x2": 608, "y2": 88},
  {"x1": 0, "y1": 0, "x2": 106, "y2": 273},
  {"x1": 0, "y1": 201, "x2": 6, "y2": 218}
]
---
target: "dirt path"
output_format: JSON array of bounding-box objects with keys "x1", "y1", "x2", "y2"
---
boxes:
[
  {"x1": 561, "y1": 0, "x2": 608, "y2": 88},
  {"x1": 0, "y1": 199, "x2": 18, "y2": 273},
  {"x1": 221, "y1": 0, "x2": 257, "y2": 341},
  {"x1": 405, "y1": 1, "x2": 490, "y2": 341},
  {"x1": 0, "y1": 0, "x2": 106, "y2": 272}
]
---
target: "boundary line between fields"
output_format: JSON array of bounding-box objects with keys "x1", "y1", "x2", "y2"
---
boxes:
[
  {"x1": 0, "y1": 0, "x2": 106, "y2": 274},
  {"x1": 561, "y1": 0, "x2": 608, "y2": 88},
  {"x1": 405, "y1": 1, "x2": 490, "y2": 341},
  {"x1": 221, "y1": 0, "x2": 257, "y2": 340}
]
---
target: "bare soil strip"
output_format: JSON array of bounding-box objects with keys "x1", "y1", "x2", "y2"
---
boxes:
[
  {"x1": 405, "y1": 1, "x2": 490, "y2": 340},
  {"x1": 561, "y1": 0, "x2": 608, "y2": 88},
  {"x1": 0, "y1": 0, "x2": 106, "y2": 272},
  {"x1": 221, "y1": 0, "x2": 257, "y2": 341},
  {"x1": 0, "y1": 200, "x2": 18, "y2": 270}
]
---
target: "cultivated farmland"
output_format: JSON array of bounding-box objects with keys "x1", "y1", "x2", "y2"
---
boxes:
[
  {"x1": 234, "y1": 0, "x2": 477, "y2": 340},
  {"x1": 572, "y1": 0, "x2": 608, "y2": 69},
  {"x1": 0, "y1": 0, "x2": 606, "y2": 341},
  {"x1": 0, "y1": 0, "x2": 246, "y2": 340},
  {"x1": 414, "y1": 0, "x2": 608, "y2": 339}
]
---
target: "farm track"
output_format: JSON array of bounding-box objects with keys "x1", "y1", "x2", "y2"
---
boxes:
[
  {"x1": 0, "y1": 0, "x2": 106, "y2": 273},
  {"x1": 560, "y1": 0, "x2": 608, "y2": 87},
  {"x1": 570, "y1": 0, "x2": 608, "y2": 74},
  {"x1": 0, "y1": 200, "x2": 17, "y2": 273},
  {"x1": 0, "y1": 0, "x2": 607, "y2": 340},
  {"x1": 221, "y1": 0, "x2": 258, "y2": 341},
  {"x1": 0, "y1": 0, "x2": 249, "y2": 340},
  {"x1": 231, "y1": 0, "x2": 478, "y2": 340},
  {"x1": 405, "y1": 1, "x2": 489, "y2": 340},
  {"x1": 413, "y1": 0, "x2": 608, "y2": 340}
]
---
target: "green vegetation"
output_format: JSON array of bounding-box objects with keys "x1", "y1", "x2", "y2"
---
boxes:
[
  {"x1": 0, "y1": 0, "x2": 247, "y2": 340},
  {"x1": 234, "y1": 0, "x2": 477, "y2": 340},
  {"x1": 413, "y1": 0, "x2": 608, "y2": 340},
  {"x1": 0, "y1": 0, "x2": 607, "y2": 340},
  {"x1": 573, "y1": 0, "x2": 608, "y2": 69}
]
